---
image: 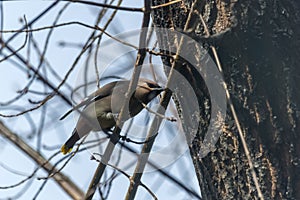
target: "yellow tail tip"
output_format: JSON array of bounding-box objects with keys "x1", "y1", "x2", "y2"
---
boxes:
[{"x1": 61, "y1": 144, "x2": 72, "y2": 155}]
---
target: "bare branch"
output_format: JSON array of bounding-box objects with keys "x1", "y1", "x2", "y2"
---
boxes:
[
  {"x1": 84, "y1": 0, "x2": 152, "y2": 199},
  {"x1": 0, "y1": 121, "x2": 84, "y2": 199}
]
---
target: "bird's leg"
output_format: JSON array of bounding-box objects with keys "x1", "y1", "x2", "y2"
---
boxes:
[{"x1": 118, "y1": 134, "x2": 156, "y2": 145}]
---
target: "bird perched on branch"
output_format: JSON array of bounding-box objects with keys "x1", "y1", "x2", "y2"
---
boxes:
[{"x1": 60, "y1": 79, "x2": 163, "y2": 154}]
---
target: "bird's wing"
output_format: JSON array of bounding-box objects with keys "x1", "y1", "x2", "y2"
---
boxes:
[
  {"x1": 59, "y1": 81, "x2": 121, "y2": 120},
  {"x1": 92, "y1": 81, "x2": 119, "y2": 101}
]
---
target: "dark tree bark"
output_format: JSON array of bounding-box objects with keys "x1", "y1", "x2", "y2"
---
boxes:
[{"x1": 151, "y1": 0, "x2": 300, "y2": 199}]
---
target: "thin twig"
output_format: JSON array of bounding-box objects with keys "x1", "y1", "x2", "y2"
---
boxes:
[
  {"x1": 67, "y1": 0, "x2": 143, "y2": 12},
  {"x1": 140, "y1": 101, "x2": 177, "y2": 122},
  {"x1": 0, "y1": 16, "x2": 29, "y2": 63},
  {"x1": 68, "y1": 0, "x2": 183, "y2": 11},
  {"x1": 0, "y1": 0, "x2": 59, "y2": 53},
  {"x1": 93, "y1": 0, "x2": 123, "y2": 88},
  {"x1": 90, "y1": 155, "x2": 158, "y2": 200},
  {"x1": 151, "y1": 0, "x2": 182, "y2": 9},
  {"x1": 0, "y1": 38, "x2": 74, "y2": 111}
]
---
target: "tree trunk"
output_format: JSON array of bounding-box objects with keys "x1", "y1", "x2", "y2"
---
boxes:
[{"x1": 151, "y1": 0, "x2": 300, "y2": 199}]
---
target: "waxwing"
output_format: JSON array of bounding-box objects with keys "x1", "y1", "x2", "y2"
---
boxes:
[{"x1": 61, "y1": 79, "x2": 163, "y2": 154}]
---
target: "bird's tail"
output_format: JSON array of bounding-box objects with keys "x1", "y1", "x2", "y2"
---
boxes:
[{"x1": 61, "y1": 129, "x2": 80, "y2": 154}]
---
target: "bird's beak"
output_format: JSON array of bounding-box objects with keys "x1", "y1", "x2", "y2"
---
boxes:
[
  {"x1": 151, "y1": 87, "x2": 165, "y2": 101},
  {"x1": 151, "y1": 87, "x2": 165, "y2": 92}
]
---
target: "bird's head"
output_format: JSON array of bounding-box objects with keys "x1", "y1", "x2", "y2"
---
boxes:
[{"x1": 135, "y1": 79, "x2": 164, "y2": 103}]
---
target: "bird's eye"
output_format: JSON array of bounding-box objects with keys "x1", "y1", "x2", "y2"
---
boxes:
[{"x1": 147, "y1": 82, "x2": 158, "y2": 89}]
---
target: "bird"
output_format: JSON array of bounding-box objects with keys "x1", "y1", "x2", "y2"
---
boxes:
[{"x1": 60, "y1": 79, "x2": 163, "y2": 154}]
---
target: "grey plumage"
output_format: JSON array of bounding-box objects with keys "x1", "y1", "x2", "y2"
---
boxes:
[{"x1": 61, "y1": 79, "x2": 163, "y2": 154}]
